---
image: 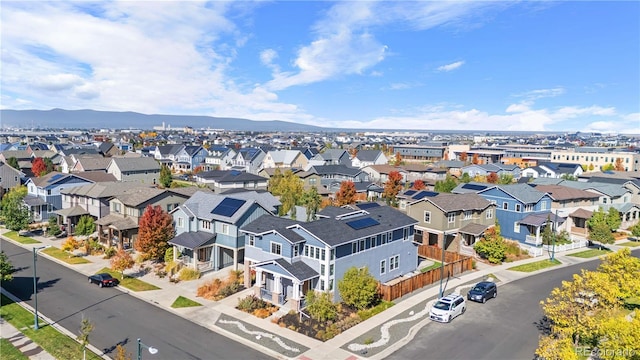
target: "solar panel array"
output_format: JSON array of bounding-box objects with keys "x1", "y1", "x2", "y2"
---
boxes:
[
  {"x1": 211, "y1": 198, "x2": 246, "y2": 217},
  {"x1": 413, "y1": 191, "x2": 439, "y2": 200},
  {"x1": 50, "y1": 174, "x2": 64, "y2": 181},
  {"x1": 345, "y1": 217, "x2": 380, "y2": 230},
  {"x1": 461, "y1": 183, "x2": 487, "y2": 191},
  {"x1": 356, "y1": 202, "x2": 380, "y2": 210},
  {"x1": 404, "y1": 190, "x2": 417, "y2": 196}
]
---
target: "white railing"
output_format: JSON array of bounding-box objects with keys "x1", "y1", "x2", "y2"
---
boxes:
[
  {"x1": 520, "y1": 244, "x2": 544, "y2": 257},
  {"x1": 459, "y1": 243, "x2": 476, "y2": 257},
  {"x1": 520, "y1": 240, "x2": 588, "y2": 258},
  {"x1": 525, "y1": 235, "x2": 542, "y2": 246}
]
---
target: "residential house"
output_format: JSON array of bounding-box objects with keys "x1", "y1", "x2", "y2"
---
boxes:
[
  {"x1": 520, "y1": 162, "x2": 583, "y2": 179},
  {"x1": 0, "y1": 162, "x2": 24, "y2": 198},
  {"x1": 453, "y1": 182, "x2": 559, "y2": 246},
  {"x1": 194, "y1": 170, "x2": 269, "y2": 193},
  {"x1": 405, "y1": 193, "x2": 495, "y2": 254},
  {"x1": 70, "y1": 156, "x2": 112, "y2": 173},
  {"x1": 461, "y1": 163, "x2": 521, "y2": 180},
  {"x1": 402, "y1": 164, "x2": 448, "y2": 186},
  {"x1": 389, "y1": 144, "x2": 446, "y2": 163},
  {"x1": 350, "y1": 150, "x2": 388, "y2": 168},
  {"x1": 106, "y1": 157, "x2": 160, "y2": 184},
  {"x1": 205, "y1": 146, "x2": 236, "y2": 171},
  {"x1": 0, "y1": 150, "x2": 33, "y2": 176},
  {"x1": 24, "y1": 172, "x2": 93, "y2": 223},
  {"x1": 176, "y1": 145, "x2": 209, "y2": 173},
  {"x1": 231, "y1": 148, "x2": 266, "y2": 174},
  {"x1": 262, "y1": 150, "x2": 309, "y2": 169},
  {"x1": 310, "y1": 164, "x2": 370, "y2": 189},
  {"x1": 169, "y1": 190, "x2": 280, "y2": 272},
  {"x1": 310, "y1": 149, "x2": 350, "y2": 166},
  {"x1": 240, "y1": 204, "x2": 418, "y2": 310}
]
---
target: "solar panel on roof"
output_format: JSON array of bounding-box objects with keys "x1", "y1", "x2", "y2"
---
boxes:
[
  {"x1": 356, "y1": 202, "x2": 380, "y2": 210},
  {"x1": 413, "y1": 191, "x2": 439, "y2": 200},
  {"x1": 50, "y1": 174, "x2": 63, "y2": 181},
  {"x1": 345, "y1": 217, "x2": 380, "y2": 230},
  {"x1": 461, "y1": 183, "x2": 487, "y2": 191},
  {"x1": 211, "y1": 198, "x2": 246, "y2": 217},
  {"x1": 404, "y1": 190, "x2": 417, "y2": 196}
]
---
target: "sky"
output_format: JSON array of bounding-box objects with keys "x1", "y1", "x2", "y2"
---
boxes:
[{"x1": 1, "y1": 1, "x2": 639, "y2": 133}]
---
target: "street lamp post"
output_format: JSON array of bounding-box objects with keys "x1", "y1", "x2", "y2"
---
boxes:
[
  {"x1": 32, "y1": 245, "x2": 49, "y2": 330},
  {"x1": 439, "y1": 235, "x2": 446, "y2": 298},
  {"x1": 137, "y1": 338, "x2": 158, "y2": 360}
]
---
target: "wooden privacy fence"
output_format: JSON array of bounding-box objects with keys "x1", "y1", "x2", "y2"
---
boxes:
[{"x1": 378, "y1": 245, "x2": 473, "y2": 302}]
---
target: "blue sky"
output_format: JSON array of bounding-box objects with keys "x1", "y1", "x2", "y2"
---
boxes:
[{"x1": 1, "y1": 1, "x2": 638, "y2": 133}]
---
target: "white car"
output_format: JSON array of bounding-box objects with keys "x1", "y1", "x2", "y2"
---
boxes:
[{"x1": 429, "y1": 294, "x2": 466, "y2": 323}]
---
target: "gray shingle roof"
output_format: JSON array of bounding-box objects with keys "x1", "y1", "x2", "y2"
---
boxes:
[
  {"x1": 273, "y1": 258, "x2": 318, "y2": 281},
  {"x1": 424, "y1": 193, "x2": 492, "y2": 212},
  {"x1": 494, "y1": 184, "x2": 548, "y2": 204},
  {"x1": 169, "y1": 231, "x2": 216, "y2": 249},
  {"x1": 110, "y1": 157, "x2": 160, "y2": 172},
  {"x1": 179, "y1": 190, "x2": 279, "y2": 223}
]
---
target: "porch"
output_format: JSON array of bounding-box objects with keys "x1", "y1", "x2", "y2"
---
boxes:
[
  {"x1": 94, "y1": 214, "x2": 138, "y2": 249},
  {"x1": 23, "y1": 195, "x2": 48, "y2": 223},
  {"x1": 168, "y1": 231, "x2": 216, "y2": 272},
  {"x1": 252, "y1": 258, "x2": 319, "y2": 312},
  {"x1": 53, "y1": 205, "x2": 89, "y2": 236},
  {"x1": 519, "y1": 212, "x2": 564, "y2": 246}
]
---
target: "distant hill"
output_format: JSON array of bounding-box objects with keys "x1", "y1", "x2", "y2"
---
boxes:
[{"x1": 0, "y1": 109, "x2": 326, "y2": 132}]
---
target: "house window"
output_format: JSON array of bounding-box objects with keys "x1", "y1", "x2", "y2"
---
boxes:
[
  {"x1": 514, "y1": 222, "x2": 520, "y2": 233},
  {"x1": 310, "y1": 247, "x2": 315, "y2": 258},
  {"x1": 321, "y1": 249, "x2": 326, "y2": 260},
  {"x1": 486, "y1": 209, "x2": 493, "y2": 219},
  {"x1": 329, "y1": 279, "x2": 334, "y2": 291},
  {"x1": 447, "y1": 213, "x2": 455, "y2": 223},
  {"x1": 380, "y1": 259, "x2": 386, "y2": 275},
  {"x1": 382, "y1": 233, "x2": 387, "y2": 245},
  {"x1": 540, "y1": 201, "x2": 547, "y2": 210},
  {"x1": 424, "y1": 211, "x2": 431, "y2": 223},
  {"x1": 515, "y1": 204, "x2": 521, "y2": 212},
  {"x1": 330, "y1": 249, "x2": 335, "y2": 260},
  {"x1": 525, "y1": 204, "x2": 533, "y2": 212},
  {"x1": 221, "y1": 223, "x2": 229, "y2": 234},
  {"x1": 270, "y1": 242, "x2": 282, "y2": 255},
  {"x1": 320, "y1": 280, "x2": 325, "y2": 291},
  {"x1": 113, "y1": 203, "x2": 121, "y2": 213},
  {"x1": 305, "y1": 245, "x2": 309, "y2": 257},
  {"x1": 248, "y1": 235, "x2": 255, "y2": 247},
  {"x1": 202, "y1": 220, "x2": 211, "y2": 230},
  {"x1": 294, "y1": 244, "x2": 300, "y2": 257},
  {"x1": 464, "y1": 211, "x2": 472, "y2": 220},
  {"x1": 351, "y1": 242, "x2": 357, "y2": 254},
  {"x1": 503, "y1": 202, "x2": 508, "y2": 210},
  {"x1": 390, "y1": 255, "x2": 399, "y2": 271},
  {"x1": 321, "y1": 264, "x2": 326, "y2": 276},
  {"x1": 359, "y1": 239, "x2": 365, "y2": 252},
  {"x1": 602, "y1": 197, "x2": 608, "y2": 204},
  {"x1": 177, "y1": 217, "x2": 184, "y2": 228},
  {"x1": 330, "y1": 264, "x2": 334, "y2": 276}
]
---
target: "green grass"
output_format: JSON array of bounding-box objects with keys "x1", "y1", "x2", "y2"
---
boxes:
[
  {"x1": 42, "y1": 246, "x2": 91, "y2": 264},
  {"x1": 171, "y1": 296, "x2": 202, "y2": 308},
  {"x1": 357, "y1": 300, "x2": 395, "y2": 320},
  {"x1": 508, "y1": 259, "x2": 562, "y2": 272},
  {"x1": 619, "y1": 241, "x2": 640, "y2": 247},
  {"x1": 95, "y1": 267, "x2": 160, "y2": 291},
  {"x1": 3, "y1": 231, "x2": 41, "y2": 244},
  {"x1": 0, "y1": 338, "x2": 29, "y2": 360},
  {"x1": 0, "y1": 294, "x2": 102, "y2": 360},
  {"x1": 420, "y1": 261, "x2": 442, "y2": 273},
  {"x1": 567, "y1": 249, "x2": 612, "y2": 258}
]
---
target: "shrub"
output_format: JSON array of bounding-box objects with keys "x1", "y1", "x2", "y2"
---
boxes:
[
  {"x1": 197, "y1": 278, "x2": 223, "y2": 299},
  {"x1": 474, "y1": 238, "x2": 506, "y2": 264},
  {"x1": 253, "y1": 307, "x2": 277, "y2": 319},
  {"x1": 164, "y1": 247, "x2": 174, "y2": 263},
  {"x1": 165, "y1": 260, "x2": 181, "y2": 276},
  {"x1": 357, "y1": 300, "x2": 394, "y2": 320},
  {"x1": 103, "y1": 247, "x2": 117, "y2": 259},
  {"x1": 237, "y1": 295, "x2": 268, "y2": 313},
  {"x1": 218, "y1": 282, "x2": 239, "y2": 298},
  {"x1": 178, "y1": 267, "x2": 201, "y2": 281},
  {"x1": 61, "y1": 237, "x2": 81, "y2": 252},
  {"x1": 306, "y1": 291, "x2": 338, "y2": 321},
  {"x1": 337, "y1": 267, "x2": 378, "y2": 310}
]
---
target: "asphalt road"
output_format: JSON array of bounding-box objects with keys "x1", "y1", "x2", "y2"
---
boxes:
[
  {"x1": 0, "y1": 239, "x2": 272, "y2": 360},
  {"x1": 387, "y1": 248, "x2": 640, "y2": 360}
]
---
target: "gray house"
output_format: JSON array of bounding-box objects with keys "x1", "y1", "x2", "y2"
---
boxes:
[
  {"x1": 0, "y1": 162, "x2": 24, "y2": 198},
  {"x1": 240, "y1": 204, "x2": 418, "y2": 310},
  {"x1": 106, "y1": 157, "x2": 160, "y2": 184}
]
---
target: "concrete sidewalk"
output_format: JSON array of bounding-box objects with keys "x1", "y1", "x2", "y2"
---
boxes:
[{"x1": 2, "y1": 228, "x2": 630, "y2": 360}]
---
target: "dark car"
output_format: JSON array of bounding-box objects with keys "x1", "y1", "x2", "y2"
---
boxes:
[
  {"x1": 467, "y1": 281, "x2": 497, "y2": 303},
  {"x1": 88, "y1": 273, "x2": 119, "y2": 288}
]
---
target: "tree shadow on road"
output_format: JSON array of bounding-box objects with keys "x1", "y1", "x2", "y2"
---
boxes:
[{"x1": 103, "y1": 337, "x2": 130, "y2": 356}]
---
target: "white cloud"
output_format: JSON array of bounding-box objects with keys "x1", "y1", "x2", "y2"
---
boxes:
[
  {"x1": 505, "y1": 101, "x2": 532, "y2": 113},
  {"x1": 515, "y1": 87, "x2": 566, "y2": 100},
  {"x1": 436, "y1": 61, "x2": 464, "y2": 72},
  {"x1": 33, "y1": 73, "x2": 84, "y2": 91}
]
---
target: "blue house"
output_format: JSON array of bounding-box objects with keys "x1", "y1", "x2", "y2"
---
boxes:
[
  {"x1": 168, "y1": 190, "x2": 280, "y2": 272},
  {"x1": 453, "y1": 182, "x2": 560, "y2": 245},
  {"x1": 24, "y1": 172, "x2": 93, "y2": 223},
  {"x1": 240, "y1": 204, "x2": 418, "y2": 311}
]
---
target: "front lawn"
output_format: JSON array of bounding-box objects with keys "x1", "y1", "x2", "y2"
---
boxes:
[
  {"x1": 42, "y1": 247, "x2": 91, "y2": 264},
  {"x1": 3, "y1": 231, "x2": 41, "y2": 244},
  {"x1": 420, "y1": 261, "x2": 442, "y2": 273},
  {"x1": 508, "y1": 259, "x2": 562, "y2": 272},
  {"x1": 567, "y1": 249, "x2": 611, "y2": 258},
  {"x1": 0, "y1": 295, "x2": 102, "y2": 360},
  {"x1": 95, "y1": 267, "x2": 160, "y2": 291},
  {"x1": 0, "y1": 338, "x2": 28, "y2": 360},
  {"x1": 619, "y1": 241, "x2": 640, "y2": 247},
  {"x1": 171, "y1": 296, "x2": 202, "y2": 308}
]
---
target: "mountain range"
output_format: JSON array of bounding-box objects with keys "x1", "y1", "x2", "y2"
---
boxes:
[{"x1": 0, "y1": 109, "x2": 326, "y2": 132}]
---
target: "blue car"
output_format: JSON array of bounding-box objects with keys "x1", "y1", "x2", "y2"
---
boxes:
[{"x1": 467, "y1": 281, "x2": 497, "y2": 304}]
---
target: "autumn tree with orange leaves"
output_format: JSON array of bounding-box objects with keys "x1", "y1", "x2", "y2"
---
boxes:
[
  {"x1": 487, "y1": 172, "x2": 499, "y2": 184},
  {"x1": 383, "y1": 171, "x2": 404, "y2": 206},
  {"x1": 32, "y1": 157, "x2": 47, "y2": 177},
  {"x1": 335, "y1": 181, "x2": 357, "y2": 206},
  {"x1": 135, "y1": 205, "x2": 175, "y2": 261},
  {"x1": 459, "y1": 152, "x2": 468, "y2": 162},
  {"x1": 472, "y1": 153, "x2": 480, "y2": 165},
  {"x1": 614, "y1": 158, "x2": 624, "y2": 171},
  {"x1": 412, "y1": 179, "x2": 426, "y2": 190}
]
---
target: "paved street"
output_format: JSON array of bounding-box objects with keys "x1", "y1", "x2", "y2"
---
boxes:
[
  {"x1": 386, "y1": 248, "x2": 640, "y2": 360},
  {"x1": 0, "y1": 239, "x2": 273, "y2": 360}
]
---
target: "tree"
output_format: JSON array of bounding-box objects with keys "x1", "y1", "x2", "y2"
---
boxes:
[
  {"x1": 587, "y1": 207, "x2": 617, "y2": 248},
  {"x1": 606, "y1": 207, "x2": 621, "y2": 232},
  {"x1": 460, "y1": 173, "x2": 471, "y2": 183},
  {"x1": 335, "y1": 181, "x2": 356, "y2": 206},
  {"x1": 383, "y1": 171, "x2": 403, "y2": 206},
  {"x1": 159, "y1": 164, "x2": 172, "y2": 188},
  {"x1": 596, "y1": 247, "x2": 640, "y2": 300},
  {"x1": 301, "y1": 187, "x2": 321, "y2": 222},
  {"x1": 597, "y1": 315, "x2": 640, "y2": 360},
  {"x1": 75, "y1": 215, "x2": 96, "y2": 236},
  {"x1": 77, "y1": 317, "x2": 94, "y2": 360},
  {"x1": 541, "y1": 216, "x2": 554, "y2": 247},
  {"x1": 110, "y1": 249, "x2": 134, "y2": 278},
  {"x1": 560, "y1": 173, "x2": 577, "y2": 181},
  {"x1": 270, "y1": 170, "x2": 304, "y2": 217},
  {"x1": 114, "y1": 344, "x2": 133, "y2": 360},
  {"x1": 614, "y1": 158, "x2": 624, "y2": 171},
  {"x1": 474, "y1": 222, "x2": 506, "y2": 264},
  {"x1": 588, "y1": 163, "x2": 595, "y2": 171},
  {"x1": 47, "y1": 216, "x2": 62, "y2": 236},
  {"x1": 0, "y1": 251, "x2": 14, "y2": 282},
  {"x1": 434, "y1": 176, "x2": 457, "y2": 193},
  {"x1": 535, "y1": 334, "x2": 579, "y2": 360},
  {"x1": 1, "y1": 186, "x2": 30, "y2": 231},
  {"x1": 6, "y1": 156, "x2": 19, "y2": 170},
  {"x1": 135, "y1": 205, "x2": 174, "y2": 261},
  {"x1": 498, "y1": 174, "x2": 513, "y2": 184},
  {"x1": 471, "y1": 153, "x2": 480, "y2": 164},
  {"x1": 459, "y1": 152, "x2": 468, "y2": 162},
  {"x1": 394, "y1": 152, "x2": 402, "y2": 165},
  {"x1": 486, "y1": 172, "x2": 499, "y2": 184},
  {"x1": 411, "y1": 180, "x2": 426, "y2": 190},
  {"x1": 601, "y1": 163, "x2": 615, "y2": 171},
  {"x1": 305, "y1": 291, "x2": 337, "y2": 321},
  {"x1": 337, "y1": 267, "x2": 378, "y2": 310},
  {"x1": 32, "y1": 157, "x2": 47, "y2": 177}
]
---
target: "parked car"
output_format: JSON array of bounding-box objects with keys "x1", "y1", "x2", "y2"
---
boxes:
[
  {"x1": 88, "y1": 273, "x2": 119, "y2": 288},
  {"x1": 429, "y1": 294, "x2": 466, "y2": 323},
  {"x1": 467, "y1": 281, "x2": 498, "y2": 304}
]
